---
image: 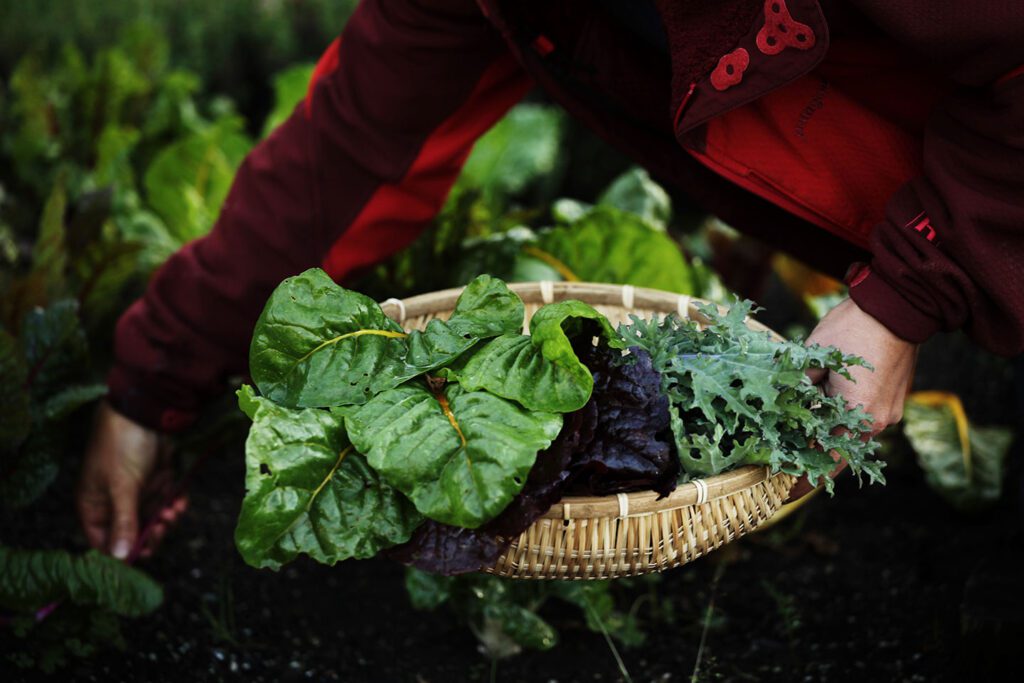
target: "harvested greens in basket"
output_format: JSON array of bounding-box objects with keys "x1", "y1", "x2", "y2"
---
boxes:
[{"x1": 234, "y1": 269, "x2": 882, "y2": 575}]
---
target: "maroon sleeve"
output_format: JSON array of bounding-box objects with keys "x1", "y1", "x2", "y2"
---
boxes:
[
  {"x1": 848, "y1": 47, "x2": 1024, "y2": 355},
  {"x1": 108, "y1": 0, "x2": 531, "y2": 432}
]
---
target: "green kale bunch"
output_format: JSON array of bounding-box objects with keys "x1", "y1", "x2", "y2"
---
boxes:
[{"x1": 618, "y1": 301, "x2": 884, "y2": 491}]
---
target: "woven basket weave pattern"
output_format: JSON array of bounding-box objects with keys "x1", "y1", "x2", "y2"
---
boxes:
[{"x1": 383, "y1": 282, "x2": 796, "y2": 580}]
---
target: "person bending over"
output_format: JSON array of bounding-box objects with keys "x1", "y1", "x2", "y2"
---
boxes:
[{"x1": 77, "y1": 0, "x2": 1024, "y2": 558}]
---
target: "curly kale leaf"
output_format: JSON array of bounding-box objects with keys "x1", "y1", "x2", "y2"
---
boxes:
[{"x1": 618, "y1": 301, "x2": 884, "y2": 491}]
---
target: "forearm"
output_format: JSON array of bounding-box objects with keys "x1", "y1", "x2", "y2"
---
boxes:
[{"x1": 849, "y1": 72, "x2": 1024, "y2": 356}]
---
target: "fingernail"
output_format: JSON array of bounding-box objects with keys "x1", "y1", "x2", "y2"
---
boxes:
[{"x1": 112, "y1": 539, "x2": 131, "y2": 560}]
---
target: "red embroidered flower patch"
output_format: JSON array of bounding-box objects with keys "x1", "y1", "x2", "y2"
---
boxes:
[
  {"x1": 756, "y1": 0, "x2": 815, "y2": 56},
  {"x1": 710, "y1": 47, "x2": 750, "y2": 91}
]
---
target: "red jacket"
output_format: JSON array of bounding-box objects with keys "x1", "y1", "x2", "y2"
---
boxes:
[{"x1": 109, "y1": 0, "x2": 1024, "y2": 432}]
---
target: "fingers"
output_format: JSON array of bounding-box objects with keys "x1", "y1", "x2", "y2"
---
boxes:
[
  {"x1": 141, "y1": 495, "x2": 188, "y2": 558},
  {"x1": 785, "y1": 454, "x2": 849, "y2": 503},
  {"x1": 805, "y1": 366, "x2": 828, "y2": 385},
  {"x1": 109, "y1": 480, "x2": 142, "y2": 560},
  {"x1": 786, "y1": 475, "x2": 815, "y2": 502},
  {"x1": 76, "y1": 485, "x2": 111, "y2": 551}
]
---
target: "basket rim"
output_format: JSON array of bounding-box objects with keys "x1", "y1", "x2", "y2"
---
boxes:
[
  {"x1": 380, "y1": 280, "x2": 790, "y2": 522},
  {"x1": 539, "y1": 465, "x2": 782, "y2": 519},
  {"x1": 384, "y1": 281, "x2": 723, "y2": 327}
]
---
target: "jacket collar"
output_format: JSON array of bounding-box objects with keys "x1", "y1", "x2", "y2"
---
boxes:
[
  {"x1": 476, "y1": 0, "x2": 829, "y2": 138},
  {"x1": 666, "y1": 0, "x2": 830, "y2": 135}
]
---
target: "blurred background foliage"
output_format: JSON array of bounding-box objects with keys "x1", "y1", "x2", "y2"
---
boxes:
[{"x1": 0, "y1": 0, "x2": 357, "y2": 132}]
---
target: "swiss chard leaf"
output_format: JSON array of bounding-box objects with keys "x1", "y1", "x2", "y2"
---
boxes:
[
  {"x1": 0, "y1": 545, "x2": 162, "y2": 617},
  {"x1": 453, "y1": 103, "x2": 565, "y2": 207},
  {"x1": 250, "y1": 268, "x2": 411, "y2": 408},
  {"x1": 261, "y1": 63, "x2": 314, "y2": 139},
  {"x1": 345, "y1": 382, "x2": 562, "y2": 528},
  {"x1": 0, "y1": 432, "x2": 61, "y2": 510},
  {"x1": 387, "y1": 346, "x2": 676, "y2": 576},
  {"x1": 143, "y1": 115, "x2": 252, "y2": 245},
  {"x1": 904, "y1": 394, "x2": 1012, "y2": 512},
  {"x1": 533, "y1": 206, "x2": 693, "y2": 293},
  {"x1": 20, "y1": 299, "x2": 90, "y2": 403},
  {"x1": 596, "y1": 167, "x2": 672, "y2": 231},
  {"x1": 445, "y1": 300, "x2": 622, "y2": 413},
  {"x1": 39, "y1": 383, "x2": 108, "y2": 423},
  {"x1": 234, "y1": 386, "x2": 422, "y2": 570},
  {"x1": 251, "y1": 270, "x2": 522, "y2": 408},
  {"x1": 403, "y1": 274, "x2": 524, "y2": 373}
]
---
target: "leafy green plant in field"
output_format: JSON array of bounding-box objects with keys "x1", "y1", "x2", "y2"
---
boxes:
[
  {"x1": 0, "y1": 294, "x2": 162, "y2": 671},
  {"x1": 261, "y1": 64, "x2": 316, "y2": 139},
  {"x1": 903, "y1": 392, "x2": 1013, "y2": 511},
  {"x1": 0, "y1": 23, "x2": 253, "y2": 322},
  {"x1": 0, "y1": 22, "x2": 270, "y2": 670},
  {"x1": 0, "y1": 1, "x2": 358, "y2": 123},
  {"x1": 404, "y1": 568, "x2": 646, "y2": 660},
  {"x1": 360, "y1": 128, "x2": 702, "y2": 300},
  {"x1": 1, "y1": 552, "x2": 161, "y2": 674}
]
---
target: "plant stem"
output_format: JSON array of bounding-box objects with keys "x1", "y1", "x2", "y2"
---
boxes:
[
  {"x1": 582, "y1": 594, "x2": 633, "y2": 683},
  {"x1": 691, "y1": 560, "x2": 727, "y2": 683}
]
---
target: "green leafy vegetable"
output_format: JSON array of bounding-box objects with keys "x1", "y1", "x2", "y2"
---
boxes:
[
  {"x1": 20, "y1": 300, "x2": 90, "y2": 403},
  {"x1": 0, "y1": 331, "x2": 31, "y2": 453},
  {"x1": 234, "y1": 386, "x2": 422, "y2": 570},
  {"x1": 533, "y1": 206, "x2": 693, "y2": 293},
  {"x1": 345, "y1": 382, "x2": 562, "y2": 528},
  {"x1": 261, "y1": 63, "x2": 315, "y2": 139},
  {"x1": 904, "y1": 393, "x2": 1012, "y2": 511},
  {"x1": 1, "y1": 300, "x2": 106, "y2": 510},
  {"x1": 250, "y1": 269, "x2": 523, "y2": 407},
  {"x1": 455, "y1": 103, "x2": 565, "y2": 207},
  {"x1": 445, "y1": 300, "x2": 622, "y2": 413},
  {"x1": 0, "y1": 432, "x2": 62, "y2": 510},
  {"x1": 619, "y1": 301, "x2": 883, "y2": 490},
  {"x1": 249, "y1": 268, "x2": 412, "y2": 408},
  {"x1": 143, "y1": 115, "x2": 252, "y2": 245},
  {"x1": 0, "y1": 545, "x2": 163, "y2": 617},
  {"x1": 404, "y1": 569, "x2": 644, "y2": 660},
  {"x1": 596, "y1": 166, "x2": 671, "y2": 231},
  {"x1": 403, "y1": 273, "x2": 524, "y2": 372}
]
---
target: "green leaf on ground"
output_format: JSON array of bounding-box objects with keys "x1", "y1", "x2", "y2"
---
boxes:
[
  {"x1": 904, "y1": 393, "x2": 1012, "y2": 512},
  {"x1": 0, "y1": 545, "x2": 162, "y2": 617}
]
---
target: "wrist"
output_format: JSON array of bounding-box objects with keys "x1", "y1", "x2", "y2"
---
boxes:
[
  {"x1": 845, "y1": 263, "x2": 940, "y2": 344},
  {"x1": 107, "y1": 364, "x2": 198, "y2": 434}
]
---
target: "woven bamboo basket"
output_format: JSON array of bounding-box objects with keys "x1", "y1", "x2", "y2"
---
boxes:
[{"x1": 381, "y1": 281, "x2": 796, "y2": 580}]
